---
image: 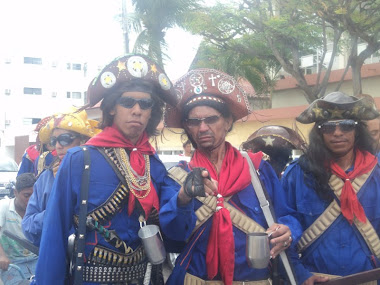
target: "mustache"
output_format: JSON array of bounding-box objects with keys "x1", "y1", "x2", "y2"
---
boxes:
[{"x1": 197, "y1": 132, "x2": 213, "y2": 139}]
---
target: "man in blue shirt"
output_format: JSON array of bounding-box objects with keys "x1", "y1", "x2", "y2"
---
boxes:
[{"x1": 282, "y1": 91, "x2": 380, "y2": 284}]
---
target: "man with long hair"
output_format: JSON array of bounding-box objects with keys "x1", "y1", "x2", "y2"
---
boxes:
[{"x1": 282, "y1": 91, "x2": 380, "y2": 284}]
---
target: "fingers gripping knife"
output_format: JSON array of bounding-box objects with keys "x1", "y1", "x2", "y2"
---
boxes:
[{"x1": 241, "y1": 152, "x2": 297, "y2": 285}]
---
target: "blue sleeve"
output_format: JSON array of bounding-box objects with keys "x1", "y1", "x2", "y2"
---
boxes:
[
  {"x1": 17, "y1": 153, "x2": 34, "y2": 176},
  {"x1": 157, "y1": 164, "x2": 197, "y2": 242},
  {"x1": 33, "y1": 151, "x2": 80, "y2": 285},
  {"x1": 22, "y1": 171, "x2": 53, "y2": 246},
  {"x1": 281, "y1": 162, "x2": 313, "y2": 284}
]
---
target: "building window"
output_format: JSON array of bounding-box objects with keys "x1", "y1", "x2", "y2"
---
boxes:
[
  {"x1": 67, "y1": 63, "x2": 71, "y2": 70},
  {"x1": 72, "y1": 63, "x2": 82, "y2": 70},
  {"x1": 67, "y1": 91, "x2": 71, "y2": 98},
  {"x1": 4, "y1": 89, "x2": 11, "y2": 95},
  {"x1": 24, "y1": 87, "x2": 42, "y2": 95},
  {"x1": 23, "y1": 118, "x2": 41, "y2": 125},
  {"x1": 24, "y1": 57, "x2": 42, "y2": 65},
  {"x1": 72, "y1": 92, "x2": 81, "y2": 99}
]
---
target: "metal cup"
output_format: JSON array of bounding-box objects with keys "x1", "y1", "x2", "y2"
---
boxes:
[
  {"x1": 138, "y1": 224, "x2": 166, "y2": 265},
  {"x1": 246, "y1": 232, "x2": 270, "y2": 269}
]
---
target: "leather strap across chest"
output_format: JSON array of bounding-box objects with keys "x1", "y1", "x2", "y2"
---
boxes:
[
  {"x1": 297, "y1": 165, "x2": 380, "y2": 258},
  {"x1": 168, "y1": 167, "x2": 265, "y2": 237}
]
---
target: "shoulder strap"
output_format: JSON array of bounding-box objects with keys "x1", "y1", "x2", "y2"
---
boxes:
[
  {"x1": 74, "y1": 146, "x2": 91, "y2": 285},
  {"x1": 240, "y1": 151, "x2": 297, "y2": 285},
  {"x1": 168, "y1": 166, "x2": 266, "y2": 236},
  {"x1": 298, "y1": 166, "x2": 380, "y2": 258}
]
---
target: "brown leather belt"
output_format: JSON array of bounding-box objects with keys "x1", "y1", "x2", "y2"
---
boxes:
[{"x1": 184, "y1": 273, "x2": 271, "y2": 285}]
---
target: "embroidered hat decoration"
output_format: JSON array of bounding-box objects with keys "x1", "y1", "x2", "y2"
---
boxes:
[
  {"x1": 39, "y1": 107, "x2": 101, "y2": 144},
  {"x1": 165, "y1": 68, "x2": 252, "y2": 128},
  {"x1": 86, "y1": 54, "x2": 178, "y2": 107},
  {"x1": 297, "y1": 91, "x2": 379, "y2": 124}
]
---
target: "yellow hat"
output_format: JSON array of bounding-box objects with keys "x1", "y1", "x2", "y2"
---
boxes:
[{"x1": 39, "y1": 108, "x2": 101, "y2": 144}]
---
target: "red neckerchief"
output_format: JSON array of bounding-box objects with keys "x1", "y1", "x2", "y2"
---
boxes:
[
  {"x1": 86, "y1": 125, "x2": 159, "y2": 218},
  {"x1": 26, "y1": 144, "x2": 39, "y2": 162},
  {"x1": 330, "y1": 149, "x2": 377, "y2": 224},
  {"x1": 189, "y1": 143, "x2": 261, "y2": 285}
]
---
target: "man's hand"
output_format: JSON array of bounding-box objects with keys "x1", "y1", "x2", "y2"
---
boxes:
[
  {"x1": 0, "y1": 255, "x2": 10, "y2": 271},
  {"x1": 266, "y1": 223, "x2": 292, "y2": 258},
  {"x1": 178, "y1": 169, "x2": 217, "y2": 206},
  {"x1": 302, "y1": 275, "x2": 329, "y2": 285}
]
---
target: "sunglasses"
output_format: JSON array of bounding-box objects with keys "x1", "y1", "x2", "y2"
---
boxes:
[
  {"x1": 185, "y1": 115, "x2": 221, "y2": 127},
  {"x1": 50, "y1": 133, "x2": 78, "y2": 147},
  {"x1": 318, "y1": 119, "x2": 357, "y2": 134},
  {"x1": 117, "y1": 97, "x2": 154, "y2": 110}
]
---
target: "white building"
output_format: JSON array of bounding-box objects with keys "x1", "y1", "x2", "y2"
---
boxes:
[{"x1": 0, "y1": 53, "x2": 103, "y2": 159}]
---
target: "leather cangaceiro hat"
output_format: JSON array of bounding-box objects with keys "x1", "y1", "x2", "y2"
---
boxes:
[
  {"x1": 296, "y1": 91, "x2": 380, "y2": 124},
  {"x1": 165, "y1": 68, "x2": 252, "y2": 128},
  {"x1": 242, "y1": 125, "x2": 306, "y2": 152},
  {"x1": 87, "y1": 54, "x2": 178, "y2": 107}
]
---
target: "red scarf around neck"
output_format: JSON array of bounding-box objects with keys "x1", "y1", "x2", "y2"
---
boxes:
[
  {"x1": 86, "y1": 125, "x2": 159, "y2": 218},
  {"x1": 189, "y1": 142, "x2": 254, "y2": 285},
  {"x1": 26, "y1": 144, "x2": 39, "y2": 162},
  {"x1": 330, "y1": 149, "x2": 377, "y2": 224}
]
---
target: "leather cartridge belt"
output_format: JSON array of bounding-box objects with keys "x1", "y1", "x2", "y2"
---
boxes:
[
  {"x1": 88, "y1": 245, "x2": 145, "y2": 267},
  {"x1": 83, "y1": 262, "x2": 147, "y2": 283},
  {"x1": 184, "y1": 273, "x2": 271, "y2": 285}
]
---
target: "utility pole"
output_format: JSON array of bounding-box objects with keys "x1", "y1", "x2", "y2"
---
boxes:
[{"x1": 121, "y1": 0, "x2": 130, "y2": 54}]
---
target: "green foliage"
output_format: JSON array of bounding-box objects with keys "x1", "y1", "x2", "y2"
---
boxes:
[{"x1": 130, "y1": 0, "x2": 200, "y2": 67}]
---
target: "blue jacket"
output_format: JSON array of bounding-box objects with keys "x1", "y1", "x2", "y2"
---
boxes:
[
  {"x1": 282, "y1": 159, "x2": 380, "y2": 284},
  {"x1": 160, "y1": 154, "x2": 300, "y2": 283},
  {"x1": 32, "y1": 146, "x2": 187, "y2": 285}
]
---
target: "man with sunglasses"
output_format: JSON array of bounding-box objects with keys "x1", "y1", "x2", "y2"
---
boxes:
[
  {"x1": 31, "y1": 54, "x2": 196, "y2": 285},
  {"x1": 22, "y1": 109, "x2": 100, "y2": 247},
  {"x1": 162, "y1": 68, "x2": 298, "y2": 285},
  {"x1": 281, "y1": 91, "x2": 380, "y2": 284}
]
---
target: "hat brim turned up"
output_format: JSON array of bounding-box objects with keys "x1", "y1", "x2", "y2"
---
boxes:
[
  {"x1": 165, "y1": 68, "x2": 252, "y2": 129},
  {"x1": 87, "y1": 54, "x2": 178, "y2": 107},
  {"x1": 296, "y1": 91, "x2": 380, "y2": 124}
]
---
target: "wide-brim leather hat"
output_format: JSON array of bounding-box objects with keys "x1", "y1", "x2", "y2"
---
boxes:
[
  {"x1": 297, "y1": 91, "x2": 379, "y2": 124},
  {"x1": 39, "y1": 107, "x2": 101, "y2": 144},
  {"x1": 165, "y1": 68, "x2": 252, "y2": 128},
  {"x1": 242, "y1": 125, "x2": 306, "y2": 152},
  {"x1": 87, "y1": 54, "x2": 178, "y2": 107}
]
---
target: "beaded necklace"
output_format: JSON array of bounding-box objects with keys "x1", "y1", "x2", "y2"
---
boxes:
[{"x1": 116, "y1": 148, "x2": 151, "y2": 199}]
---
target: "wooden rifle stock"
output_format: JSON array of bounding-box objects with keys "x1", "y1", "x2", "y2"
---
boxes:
[{"x1": 316, "y1": 268, "x2": 380, "y2": 285}]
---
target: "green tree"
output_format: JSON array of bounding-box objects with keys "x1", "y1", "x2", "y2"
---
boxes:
[
  {"x1": 311, "y1": 0, "x2": 380, "y2": 95},
  {"x1": 184, "y1": 0, "x2": 380, "y2": 102},
  {"x1": 131, "y1": 0, "x2": 199, "y2": 68}
]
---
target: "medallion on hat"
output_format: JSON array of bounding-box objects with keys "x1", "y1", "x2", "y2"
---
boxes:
[
  {"x1": 87, "y1": 54, "x2": 178, "y2": 107},
  {"x1": 165, "y1": 68, "x2": 252, "y2": 128},
  {"x1": 297, "y1": 91, "x2": 379, "y2": 124}
]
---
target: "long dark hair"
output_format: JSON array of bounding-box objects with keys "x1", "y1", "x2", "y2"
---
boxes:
[
  {"x1": 299, "y1": 121, "x2": 375, "y2": 202},
  {"x1": 99, "y1": 80, "x2": 165, "y2": 137}
]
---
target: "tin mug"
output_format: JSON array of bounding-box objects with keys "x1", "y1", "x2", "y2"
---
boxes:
[
  {"x1": 246, "y1": 232, "x2": 270, "y2": 269},
  {"x1": 138, "y1": 224, "x2": 166, "y2": 265}
]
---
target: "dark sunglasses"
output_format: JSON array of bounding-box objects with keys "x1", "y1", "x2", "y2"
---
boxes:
[
  {"x1": 318, "y1": 119, "x2": 357, "y2": 134},
  {"x1": 50, "y1": 133, "x2": 78, "y2": 147},
  {"x1": 185, "y1": 115, "x2": 221, "y2": 127},
  {"x1": 117, "y1": 97, "x2": 154, "y2": 110}
]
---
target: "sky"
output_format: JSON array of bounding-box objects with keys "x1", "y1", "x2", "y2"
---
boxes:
[{"x1": 0, "y1": 0, "x2": 201, "y2": 80}]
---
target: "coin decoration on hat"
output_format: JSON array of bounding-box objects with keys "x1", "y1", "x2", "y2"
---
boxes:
[
  {"x1": 165, "y1": 68, "x2": 252, "y2": 128},
  {"x1": 297, "y1": 91, "x2": 380, "y2": 124},
  {"x1": 87, "y1": 54, "x2": 178, "y2": 107}
]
